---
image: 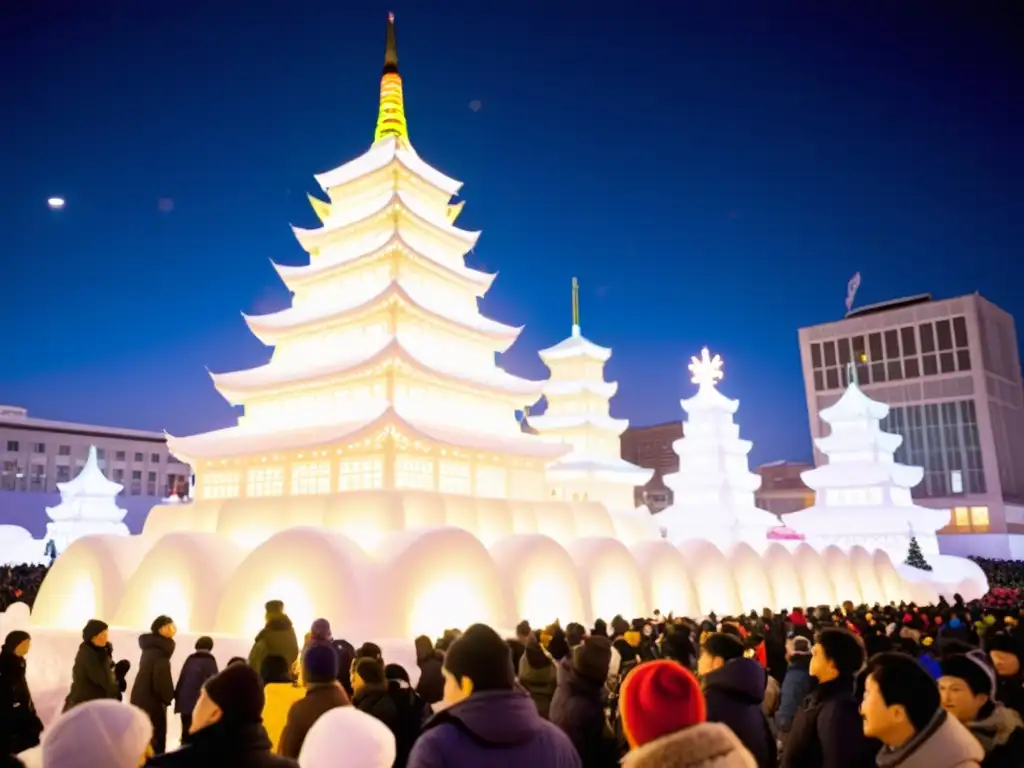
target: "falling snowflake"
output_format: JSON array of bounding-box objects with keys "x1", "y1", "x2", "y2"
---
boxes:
[
  {"x1": 47, "y1": 197, "x2": 65, "y2": 209},
  {"x1": 469, "y1": 99, "x2": 482, "y2": 112}
]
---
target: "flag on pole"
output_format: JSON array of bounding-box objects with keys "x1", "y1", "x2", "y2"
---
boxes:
[{"x1": 845, "y1": 272, "x2": 862, "y2": 313}]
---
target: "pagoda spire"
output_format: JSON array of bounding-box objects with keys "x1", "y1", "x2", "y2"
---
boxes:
[
  {"x1": 571, "y1": 277, "x2": 580, "y2": 337},
  {"x1": 374, "y1": 12, "x2": 409, "y2": 145}
]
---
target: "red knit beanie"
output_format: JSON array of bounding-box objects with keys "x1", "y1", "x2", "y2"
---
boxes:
[{"x1": 618, "y1": 660, "x2": 706, "y2": 748}]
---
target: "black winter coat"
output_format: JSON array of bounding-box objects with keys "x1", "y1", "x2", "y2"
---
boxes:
[
  {"x1": 145, "y1": 720, "x2": 297, "y2": 768},
  {"x1": 702, "y1": 657, "x2": 777, "y2": 768},
  {"x1": 549, "y1": 668, "x2": 619, "y2": 768},
  {"x1": 64, "y1": 641, "x2": 120, "y2": 711},
  {"x1": 174, "y1": 650, "x2": 219, "y2": 715},
  {"x1": 0, "y1": 651, "x2": 42, "y2": 755},
  {"x1": 781, "y1": 675, "x2": 875, "y2": 768},
  {"x1": 353, "y1": 681, "x2": 429, "y2": 768},
  {"x1": 131, "y1": 633, "x2": 176, "y2": 716},
  {"x1": 415, "y1": 651, "x2": 444, "y2": 705}
]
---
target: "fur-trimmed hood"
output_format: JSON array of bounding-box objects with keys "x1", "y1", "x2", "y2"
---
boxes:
[
  {"x1": 969, "y1": 702, "x2": 1024, "y2": 752},
  {"x1": 621, "y1": 722, "x2": 757, "y2": 768}
]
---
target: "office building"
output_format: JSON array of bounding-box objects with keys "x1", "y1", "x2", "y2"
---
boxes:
[
  {"x1": 755, "y1": 461, "x2": 814, "y2": 515},
  {"x1": 0, "y1": 405, "x2": 191, "y2": 497},
  {"x1": 798, "y1": 292, "x2": 1024, "y2": 558},
  {"x1": 620, "y1": 421, "x2": 683, "y2": 511}
]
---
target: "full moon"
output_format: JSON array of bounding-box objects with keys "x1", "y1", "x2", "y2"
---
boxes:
[{"x1": 47, "y1": 197, "x2": 65, "y2": 209}]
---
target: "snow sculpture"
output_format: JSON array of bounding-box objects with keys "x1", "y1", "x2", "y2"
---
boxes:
[
  {"x1": 26, "y1": 17, "x2": 982, "y2": 651},
  {"x1": 784, "y1": 367, "x2": 949, "y2": 561},
  {"x1": 529, "y1": 277, "x2": 654, "y2": 513},
  {"x1": 43, "y1": 445, "x2": 130, "y2": 552},
  {"x1": 658, "y1": 348, "x2": 781, "y2": 549}
]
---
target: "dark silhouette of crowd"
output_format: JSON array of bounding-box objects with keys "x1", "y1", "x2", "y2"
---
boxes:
[
  {"x1": 0, "y1": 565, "x2": 47, "y2": 613},
  {"x1": 2, "y1": 569, "x2": 1024, "y2": 766}
]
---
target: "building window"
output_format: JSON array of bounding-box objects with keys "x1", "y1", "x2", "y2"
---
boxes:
[
  {"x1": 438, "y1": 460, "x2": 471, "y2": 495},
  {"x1": 291, "y1": 461, "x2": 332, "y2": 495},
  {"x1": 29, "y1": 464, "x2": 45, "y2": 490},
  {"x1": 96, "y1": 448, "x2": 106, "y2": 460},
  {"x1": 132, "y1": 470, "x2": 142, "y2": 480},
  {"x1": 134, "y1": 452, "x2": 144, "y2": 462},
  {"x1": 113, "y1": 469, "x2": 124, "y2": 482},
  {"x1": 151, "y1": 453, "x2": 160, "y2": 463},
  {"x1": 339, "y1": 458, "x2": 382, "y2": 491},
  {"x1": 115, "y1": 451, "x2": 126, "y2": 461},
  {"x1": 58, "y1": 445, "x2": 71, "y2": 456},
  {"x1": 475, "y1": 466, "x2": 507, "y2": 499},
  {"x1": 201, "y1": 471, "x2": 241, "y2": 499},
  {"x1": 969, "y1": 506, "x2": 989, "y2": 529},
  {"x1": 247, "y1": 467, "x2": 284, "y2": 497},
  {"x1": 395, "y1": 457, "x2": 434, "y2": 490},
  {"x1": 32, "y1": 443, "x2": 45, "y2": 454},
  {"x1": 881, "y1": 398, "x2": 986, "y2": 498},
  {"x1": 954, "y1": 506, "x2": 970, "y2": 527},
  {"x1": 6, "y1": 441, "x2": 18, "y2": 452},
  {"x1": 56, "y1": 465, "x2": 70, "y2": 482}
]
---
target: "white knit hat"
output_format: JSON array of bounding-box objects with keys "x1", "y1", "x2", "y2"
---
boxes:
[
  {"x1": 299, "y1": 707, "x2": 396, "y2": 768},
  {"x1": 42, "y1": 700, "x2": 152, "y2": 768}
]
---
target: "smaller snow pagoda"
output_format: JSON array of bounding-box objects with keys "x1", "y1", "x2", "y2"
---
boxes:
[
  {"x1": 45, "y1": 445, "x2": 130, "y2": 552},
  {"x1": 658, "y1": 348, "x2": 781, "y2": 549},
  {"x1": 528, "y1": 278, "x2": 653, "y2": 511},
  {"x1": 784, "y1": 364, "x2": 950, "y2": 560}
]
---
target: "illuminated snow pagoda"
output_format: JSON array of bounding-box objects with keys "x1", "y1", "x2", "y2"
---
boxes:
[
  {"x1": 166, "y1": 13, "x2": 567, "y2": 501},
  {"x1": 529, "y1": 278, "x2": 653, "y2": 510}
]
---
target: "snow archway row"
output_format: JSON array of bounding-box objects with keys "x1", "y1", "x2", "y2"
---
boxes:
[{"x1": 31, "y1": 525, "x2": 922, "y2": 641}]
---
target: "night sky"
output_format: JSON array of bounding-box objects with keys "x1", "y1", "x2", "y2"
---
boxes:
[{"x1": 2, "y1": 2, "x2": 1021, "y2": 466}]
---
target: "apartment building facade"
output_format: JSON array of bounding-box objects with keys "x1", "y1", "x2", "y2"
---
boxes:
[
  {"x1": 797, "y1": 293, "x2": 1024, "y2": 558},
  {"x1": 0, "y1": 406, "x2": 191, "y2": 497},
  {"x1": 619, "y1": 421, "x2": 683, "y2": 511}
]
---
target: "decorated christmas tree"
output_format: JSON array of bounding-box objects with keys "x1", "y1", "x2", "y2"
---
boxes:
[
  {"x1": 904, "y1": 536, "x2": 932, "y2": 571},
  {"x1": 658, "y1": 348, "x2": 780, "y2": 548}
]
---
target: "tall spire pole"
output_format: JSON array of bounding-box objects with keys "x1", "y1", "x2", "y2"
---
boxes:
[
  {"x1": 374, "y1": 12, "x2": 409, "y2": 145},
  {"x1": 571, "y1": 277, "x2": 580, "y2": 337}
]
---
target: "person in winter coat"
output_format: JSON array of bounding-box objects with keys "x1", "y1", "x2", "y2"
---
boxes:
[
  {"x1": 698, "y1": 632, "x2": 776, "y2": 768},
  {"x1": 413, "y1": 635, "x2": 444, "y2": 705},
  {"x1": 174, "y1": 636, "x2": 219, "y2": 745},
  {"x1": 861, "y1": 652, "x2": 984, "y2": 768},
  {"x1": 782, "y1": 628, "x2": 874, "y2": 768},
  {"x1": 45, "y1": 699, "x2": 153, "y2": 768},
  {"x1": 296, "y1": 706, "x2": 395, "y2": 768},
  {"x1": 260, "y1": 656, "x2": 305, "y2": 753},
  {"x1": 63, "y1": 619, "x2": 121, "y2": 711},
  {"x1": 408, "y1": 623, "x2": 581, "y2": 768},
  {"x1": 146, "y1": 663, "x2": 298, "y2": 767},
  {"x1": 248, "y1": 601, "x2": 299, "y2": 676},
  {"x1": 618, "y1": 659, "x2": 756, "y2": 768},
  {"x1": 130, "y1": 615, "x2": 177, "y2": 755},
  {"x1": 279, "y1": 644, "x2": 350, "y2": 759},
  {"x1": 985, "y1": 630, "x2": 1024, "y2": 719},
  {"x1": 0, "y1": 631, "x2": 42, "y2": 755},
  {"x1": 774, "y1": 636, "x2": 814, "y2": 744},
  {"x1": 549, "y1": 635, "x2": 619, "y2": 768},
  {"x1": 519, "y1": 639, "x2": 557, "y2": 719},
  {"x1": 352, "y1": 658, "x2": 425, "y2": 768},
  {"x1": 939, "y1": 651, "x2": 1024, "y2": 768}
]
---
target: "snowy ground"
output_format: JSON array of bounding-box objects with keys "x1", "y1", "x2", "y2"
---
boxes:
[{"x1": 1, "y1": 604, "x2": 419, "y2": 747}]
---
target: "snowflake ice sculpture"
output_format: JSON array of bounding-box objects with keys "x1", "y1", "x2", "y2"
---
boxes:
[
  {"x1": 689, "y1": 347, "x2": 724, "y2": 388},
  {"x1": 657, "y1": 347, "x2": 780, "y2": 550}
]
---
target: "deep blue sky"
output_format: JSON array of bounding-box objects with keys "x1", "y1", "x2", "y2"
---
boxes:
[{"x1": 1, "y1": 2, "x2": 1021, "y2": 465}]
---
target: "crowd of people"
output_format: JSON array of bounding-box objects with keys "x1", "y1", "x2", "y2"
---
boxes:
[
  {"x1": 0, "y1": 565, "x2": 48, "y2": 614},
  {"x1": 0, "y1": 589, "x2": 1022, "y2": 768}
]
